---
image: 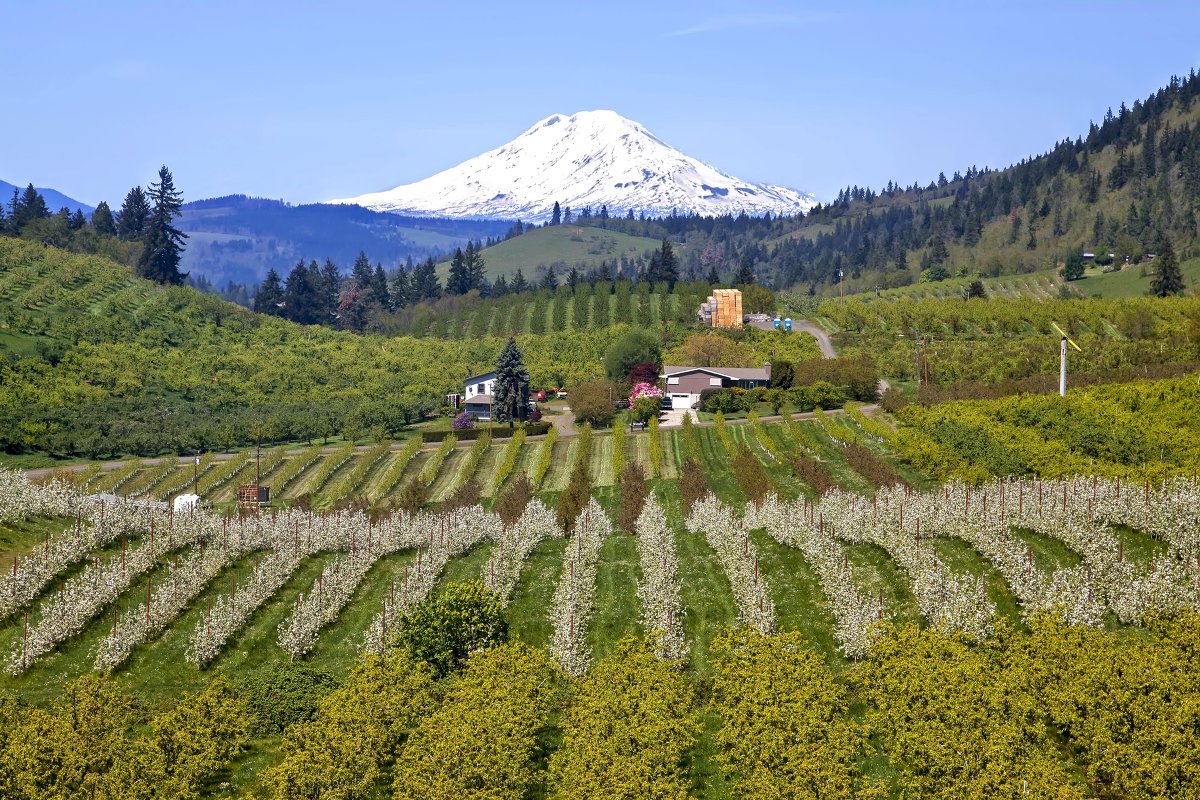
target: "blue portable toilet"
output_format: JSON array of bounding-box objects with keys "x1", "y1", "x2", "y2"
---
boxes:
[
  {"x1": 773, "y1": 317, "x2": 781, "y2": 330},
  {"x1": 783, "y1": 318, "x2": 793, "y2": 332}
]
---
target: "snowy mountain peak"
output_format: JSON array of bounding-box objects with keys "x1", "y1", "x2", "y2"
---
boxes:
[{"x1": 329, "y1": 110, "x2": 816, "y2": 222}]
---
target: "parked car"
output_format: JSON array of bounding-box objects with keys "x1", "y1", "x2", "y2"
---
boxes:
[{"x1": 661, "y1": 396, "x2": 673, "y2": 410}]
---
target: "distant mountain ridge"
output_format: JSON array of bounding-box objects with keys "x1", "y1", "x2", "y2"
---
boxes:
[
  {"x1": 0, "y1": 179, "x2": 94, "y2": 215},
  {"x1": 329, "y1": 110, "x2": 817, "y2": 222},
  {"x1": 177, "y1": 195, "x2": 511, "y2": 286}
]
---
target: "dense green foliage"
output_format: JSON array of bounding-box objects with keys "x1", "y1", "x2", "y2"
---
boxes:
[
  {"x1": 264, "y1": 652, "x2": 436, "y2": 800},
  {"x1": 392, "y1": 582, "x2": 509, "y2": 678},
  {"x1": 549, "y1": 636, "x2": 695, "y2": 800},
  {"x1": 392, "y1": 643, "x2": 555, "y2": 800},
  {"x1": 710, "y1": 629, "x2": 874, "y2": 798},
  {"x1": 0, "y1": 676, "x2": 249, "y2": 799},
  {"x1": 890, "y1": 374, "x2": 1200, "y2": 481}
]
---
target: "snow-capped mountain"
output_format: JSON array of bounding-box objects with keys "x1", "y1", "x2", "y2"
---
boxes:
[{"x1": 328, "y1": 110, "x2": 817, "y2": 221}]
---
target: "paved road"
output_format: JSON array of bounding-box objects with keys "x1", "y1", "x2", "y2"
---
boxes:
[
  {"x1": 793, "y1": 319, "x2": 838, "y2": 359},
  {"x1": 550, "y1": 407, "x2": 577, "y2": 436},
  {"x1": 794, "y1": 318, "x2": 890, "y2": 396}
]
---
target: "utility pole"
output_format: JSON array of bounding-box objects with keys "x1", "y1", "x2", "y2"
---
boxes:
[
  {"x1": 192, "y1": 454, "x2": 200, "y2": 492},
  {"x1": 838, "y1": 269, "x2": 844, "y2": 305},
  {"x1": 1050, "y1": 322, "x2": 1081, "y2": 398}
]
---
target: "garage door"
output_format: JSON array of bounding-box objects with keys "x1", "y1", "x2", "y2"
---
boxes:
[{"x1": 671, "y1": 393, "x2": 696, "y2": 410}]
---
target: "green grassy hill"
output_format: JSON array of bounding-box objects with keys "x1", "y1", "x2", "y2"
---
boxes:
[{"x1": 437, "y1": 225, "x2": 686, "y2": 283}]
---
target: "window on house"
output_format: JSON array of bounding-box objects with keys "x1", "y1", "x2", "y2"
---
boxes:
[
  {"x1": 709, "y1": 377, "x2": 722, "y2": 386},
  {"x1": 667, "y1": 377, "x2": 680, "y2": 385}
]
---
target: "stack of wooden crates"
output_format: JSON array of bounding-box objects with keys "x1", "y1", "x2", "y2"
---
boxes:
[{"x1": 710, "y1": 288, "x2": 743, "y2": 328}]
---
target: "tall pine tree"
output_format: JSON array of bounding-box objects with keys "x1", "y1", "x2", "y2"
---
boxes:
[
  {"x1": 254, "y1": 268, "x2": 285, "y2": 315},
  {"x1": 1151, "y1": 237, "x2": 1185, "y2": 296},
  {"x1": 389, "y1": 266, "x2": 411, "y2": 310},
  {"x1": 283, "y1": 260, "x2": 322, "y2": 324},
  {"x1": 733, "y1": 256, "x2": 756, "y2": 285},
  {"x1": 116, "y1": 186, "x2": 151, "y2": 240},
  {"x1": 411, "y1": 257, "x2": 442, "y2": 300},
  {"x1": 447, "y1": 247, "x2": 471, "y2": 295},
  {"x1": 511, "y1": 268, "x2": 529, "y2": 293},
  {"x1": 493, "y1": 337, "x2": 531, "y2": 427},
  {"x1": 136, "y1": 166, "x2": 188, "y2": 284},
  {"x1": 465, "y1": 241, "x2": 487, "y2": 292},
  {"x1": 90, "y1": 201, "x2": 117, "y2": 236}
]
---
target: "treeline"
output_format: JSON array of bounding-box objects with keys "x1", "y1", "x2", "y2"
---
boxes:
[
  {"x1": 1, "y1": 167, "x2": 190, "y2": 285},
  {"x1": 246, "y1": 238, "x2": 687, "y2": 335},
  {"x1": 548, "y1": 70, "x2": 1200, "y2": 293}
]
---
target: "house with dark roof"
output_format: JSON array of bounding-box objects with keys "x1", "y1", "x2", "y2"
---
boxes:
[
  {"x1": 461, "y1": 371, "x2": 496, "y2": 421},
  {"x1": 660, "y1": 364, "x2": 771, "y2": 410}
]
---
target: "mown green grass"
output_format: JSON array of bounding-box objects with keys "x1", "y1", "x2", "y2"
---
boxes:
[
  {"x1": 1075, "y1": 256, "x2": 1200, "y2": 299},
  {"x1": 843, "y1": 542, "x2": 920, "y2": 625},
  {"x1": 505, "y1": 539, "x2": 567, "y2": 647},
  {"x1": 748, "y1": 529, "x2": 841, "y2": 662},
  {"x1": 653, "y1": 482, "x2": 737, "y2": 675},
  {"x1": 435, "y1": 225, "x2": 683, "y2": 283},
  {"x1": 1109, "y1": 522, "x2": 1171, "y2": 564},
  {"x1": 1011, "y1": 527, "x2": 1085, "y2": 571},
  {"x1": 929, "y1": 536, "x2": 1023, "y2": 624}
]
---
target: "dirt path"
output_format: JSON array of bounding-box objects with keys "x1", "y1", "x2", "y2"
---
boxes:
[{"x1": 794, "y1": 319, "x2": 838, "y2": 359}]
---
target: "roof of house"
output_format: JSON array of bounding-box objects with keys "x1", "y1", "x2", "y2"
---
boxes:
[
  {"x1": 661, "y1": 365, "x2": 771, "y2": 382},
  {"x1": 465, "y1": 371, "x2": 496, "y2": 384},
  {"x1": 463, "y1": 393, "x2": 493, "y2": 405}
]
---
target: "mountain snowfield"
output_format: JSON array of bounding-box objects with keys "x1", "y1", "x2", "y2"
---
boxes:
[{"x1": 329, "y1": 110, "x2": 817, "y2": 222}]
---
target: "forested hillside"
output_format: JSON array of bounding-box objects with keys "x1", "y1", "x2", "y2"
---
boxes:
[{"x1": 546, "y1": 71, "x2": 1200, "y2": 294}]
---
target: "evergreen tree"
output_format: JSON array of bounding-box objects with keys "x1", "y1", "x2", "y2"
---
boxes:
[
  {"x1": 493, "y1": 337, "x2": 531, "y2": 427},
  {"x1": 465, "y1": 241, "x2": 487, "y2": 292},
  {"x1": 283, "y1": 260, "x2": 321, "y2": 324},
  {"x1": 371, "y1": 263, "x2": 390, "y2": 308},
  {"x1": 116, "y1": 186, "x2": 151, "y2": 240},
  {"x1": 90, "y1": 201, "x2": 117, "y2": 236},
  {"x1": 68, "y1": 209, "x2": 86, "y2": 230},
  {"x1": 254, "y1": 268, "x2": 285, "y2": 315},
  {"x1": 1151, "y1": 237, "x2": 1185, "y2": 296},
  {"x1": 447, "y1": 247, "x2": 471, "y2": 295},
  {"x1": 733, "y1": 256, "x2": 756, "y2": 285},
  {"x1": 492, "y1": 273, "x2": 509, "y2": 296},
  {"x1": 136, "y1": 166, "x2": 188, "y2": 284},
  {"x1": 1061, "y1": 248, "x2": 1086, "y2": 281},
  {"x1": 550, "y1": 201, "x2": 561, "y2": 226},
  {"x1": 319, "y1": 259, "x2": 341, "y2": 322},
  {"x1": 705, "y1": 265, "x2": 721, "y2": 285},
  {"x1": 11, "y1": 184, "x2": 49, "y2": 232},
  {"x1": 511, "y1": 268, "x2": 529, "y2": 294},
  {"x1": 563, "y1": 206, "x2": 572, "y2": 224},
  {"x1": 655, "y1": 238, "x2": 679, "y2": 289},
  {"x1": 389, "y1": 266, "x2": 411, "y2": 310},
  {"x1": 411, "y1": 257, "x2": 442, "y2": 300},
  {"x1": 539, "y1": 266, "x2": 558, "y2": 291}
]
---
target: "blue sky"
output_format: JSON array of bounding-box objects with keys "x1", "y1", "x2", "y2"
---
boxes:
[{"x1": 4, "y1": 1, "x2": 1199, "y2": 206}]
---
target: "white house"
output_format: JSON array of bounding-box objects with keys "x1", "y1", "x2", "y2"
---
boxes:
[{"x1": 462, "y1": 370, "x2": 497, "y2": 421}]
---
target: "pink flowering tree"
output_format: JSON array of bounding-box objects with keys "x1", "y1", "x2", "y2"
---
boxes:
[{"x1": 629, "y1": 382, "x2": 664, "y2": 425}]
